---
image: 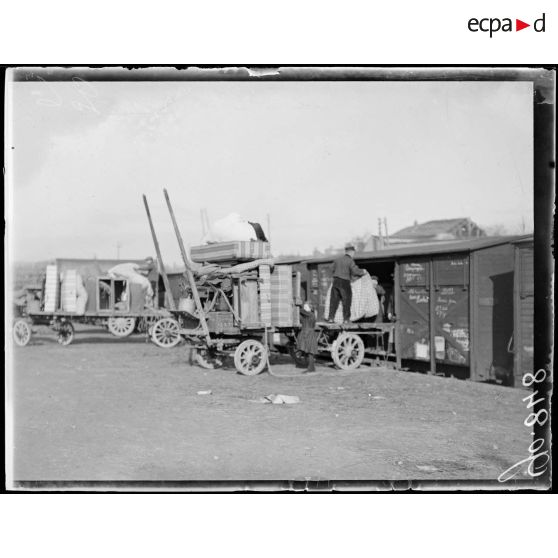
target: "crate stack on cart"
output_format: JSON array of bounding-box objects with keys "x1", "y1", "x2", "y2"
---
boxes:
[{"x1": 189, "y1": 239, "x2": 300, "y2": 329}]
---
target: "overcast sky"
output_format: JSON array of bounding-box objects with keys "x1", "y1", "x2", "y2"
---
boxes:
[{"x1": 6, "y1": 79, "x2": 533, "y2": 264}]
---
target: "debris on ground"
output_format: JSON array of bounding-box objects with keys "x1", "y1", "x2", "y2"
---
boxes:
[
  {"x1": 197, "y1": 390, "x2": 212, "y2": 395},
  {"x1": 416, "y1": 464, "x2": 439, "y2": 472},
  {"x1": 253, "y1": 394, "x2": 300, "y2": 404}
]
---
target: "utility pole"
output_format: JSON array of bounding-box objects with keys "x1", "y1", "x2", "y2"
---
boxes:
[
  {"x1": 378, "y1": 218, "x2": 383, "y2": 249},
  {"x1": 116, "y1": 242, "x2": 121, "y2": 259},
  {"x1": 267, "y1": 213, "x2": 271, "y2": 242},
  {"x1": 200, "y1": 209, "x2": 207, "y2": 236},
  {"x1": 383, "y1": 217, "x2": 389, "y2": 247}
]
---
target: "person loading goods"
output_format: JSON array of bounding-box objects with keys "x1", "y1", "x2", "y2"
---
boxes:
[
  {"x1": 327, "y1": 243, "x2": 367, "y2": 325},
  {"x1": 108, "y1": 257, "x2": 155, "y2": 307}
]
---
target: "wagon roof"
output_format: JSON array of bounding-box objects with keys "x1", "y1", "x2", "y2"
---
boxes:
[{"x1": 305, "y1": 234, "x2": 533, "y2": 264}]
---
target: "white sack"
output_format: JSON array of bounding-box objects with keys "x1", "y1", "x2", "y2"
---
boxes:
[
  {"x1": 324, "y1": 273, "x2": 379, "y2": 323},
  {"x1": 108, "y1": 263, "x2": 153, "y2": 297},
  {"x1": 202, "y1": 213, "x2": 256, "y2": 243},
  {"x1": 75, "y1": 273, "x2": 88, "y2": 315}
]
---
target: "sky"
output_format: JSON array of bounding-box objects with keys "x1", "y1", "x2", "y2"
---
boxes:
[{"x1": 6, "y1": 79, "x2": 533, "y2": 264}]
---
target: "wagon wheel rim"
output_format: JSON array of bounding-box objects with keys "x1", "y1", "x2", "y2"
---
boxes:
[
  {"x1": 57, "y1": 322, "x2": 75, "y2": 346},
  {"x1": 151, "y1": 318, "x2": 181, "y2": 348},
  {"x1": 332, "y1": 333, "x2": 364, "y2": 370},
  {"x1": 234, "y1": 340, "x2": 267, "y2": 375},
  {"x1": 107, "y1": 317, "x2": 137, "y2": 337},
  {"x1": 13, "y1": 320, "x2": 31, "y2": 346}
]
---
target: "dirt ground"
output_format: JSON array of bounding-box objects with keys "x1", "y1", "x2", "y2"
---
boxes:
[{"x1": 9, "y1": 325, "x2": 534, "y2": 484}]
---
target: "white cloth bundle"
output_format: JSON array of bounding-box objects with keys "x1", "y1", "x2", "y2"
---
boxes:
[
  {"x1": 202, "y1": 213, "x2": 257, "y2": 243},
  {"x1": 325, "y1": 273, "x2": 379, "y2": 323},
  {"x1": 75, "y1": 273, "x2": 88, "y2": 315},
  {"x1": 108, "y1": 263, "x2": 153, "y2": 298}
]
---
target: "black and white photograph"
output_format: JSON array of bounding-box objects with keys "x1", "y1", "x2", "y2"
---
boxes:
[{"x1": 4, "y1": 66, "x2": 554, "y2": 491}]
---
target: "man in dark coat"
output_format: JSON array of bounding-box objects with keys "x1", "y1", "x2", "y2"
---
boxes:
[{"x1": 327, "y1": 244, "x2": 367, "y2": 324}]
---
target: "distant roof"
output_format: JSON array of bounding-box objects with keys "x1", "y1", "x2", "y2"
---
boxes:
[
  {"x1": 392, "y1": 218, "x2": 481, "y2": 238},
  {"x1": 305, "y1": 235, "x2": 533, "y2": 264}
]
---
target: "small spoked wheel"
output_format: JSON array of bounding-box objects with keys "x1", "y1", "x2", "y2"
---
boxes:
[
  {"x1": 234, "y1": 339, "x2": 267, "y2": 376},
  {"x1": 193, "y1": 347, "x2": 224, "y2": 370},
  {"x1": 151, "y1": 318, "x2": 181, "y2": 348},
  {"x1": 331, "y1": 332, "x2": 365, "y2": 370},
  {"x1": 107, "y1": 317, "x2": 137, "y2": 338},
  {"x1": 57, "y1": 321, "x2": 75, "y2": 346},
  {"x1": 13, "y1": 319, "x2": 32, "y2": 347}
]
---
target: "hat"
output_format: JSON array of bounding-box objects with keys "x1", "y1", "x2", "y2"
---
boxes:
[
  {"x1": 344, "y1": 243, "x2": 356, "y2": 251},
  {"x1": 138, "y1": 257, "x2": 155, "y2": 271}
]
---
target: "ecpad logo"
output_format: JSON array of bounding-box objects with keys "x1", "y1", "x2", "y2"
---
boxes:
[{"x1": 468, "y1": 13, "x2": 546, "y2": 37}]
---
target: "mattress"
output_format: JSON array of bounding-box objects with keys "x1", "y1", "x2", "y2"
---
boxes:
[{"x1": 190, "y1": 241, "x2": 271, "y2": 263}]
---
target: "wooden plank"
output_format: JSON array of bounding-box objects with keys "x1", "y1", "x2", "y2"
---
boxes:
[
  {"x1": 240, "y1": 279, "x2": 260, "y2": 325},
  {"x1": 143, "y1": 194, "x2": 176, "y2": 311},
  {"x1": 164, "y1": 188, "x2": 210, "y2": 343}
]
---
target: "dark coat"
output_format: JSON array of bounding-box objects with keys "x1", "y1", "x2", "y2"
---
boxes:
[
  {"x1": 332, "y1": 254, "x2": 366, "y2": 281},
  {"x1": 297, "y1": 307, "x2": 319, "y2": 355}
]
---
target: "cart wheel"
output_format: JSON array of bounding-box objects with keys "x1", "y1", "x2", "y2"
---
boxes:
[
  {"x1": 194, "y1": 347, "x2": 224, "y2": 370},
  {"x1": 13, "y1": 319, "x2": 32, "y2": 347},
  {"x1": 57, "y1": 322, "x2": 75, "y2": 346},
  {"x1": 151, "y1": 318, "x2": 181, "y2": 348},
  {"x1": 234, "y1": 339, "x2": 267, "y2": 376},
  {"x1": 331, "y1": 332, "x2": 365, "y2": 370},
  {"x1": 107, "y1": 317, "x2": 137, "y2": 338}
]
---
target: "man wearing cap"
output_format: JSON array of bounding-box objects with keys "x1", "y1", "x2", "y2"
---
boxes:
[{"x1": 327, "y1": 244, "x2": 367, "y2": 324}]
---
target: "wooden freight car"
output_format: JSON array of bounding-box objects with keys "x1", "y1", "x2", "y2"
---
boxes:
[{"x1": 303, "y1": 235, "x2": 533, "y2": 386}]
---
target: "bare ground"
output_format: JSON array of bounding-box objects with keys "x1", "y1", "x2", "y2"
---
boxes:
[{"x1": 9, "y1": 325, "x2": 534, "y2": 484}]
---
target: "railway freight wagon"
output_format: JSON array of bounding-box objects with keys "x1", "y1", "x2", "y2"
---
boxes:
[{"x1": 304, "y1": 235, "x2": 533, "y2": 386}]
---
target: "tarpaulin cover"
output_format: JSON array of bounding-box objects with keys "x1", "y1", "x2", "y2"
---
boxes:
[{"x1": 324, "y1": 273, "x2": 379, "y2": 323}]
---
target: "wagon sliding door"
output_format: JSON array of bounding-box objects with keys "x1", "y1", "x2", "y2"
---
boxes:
[
  {"x1": 398, "y1": 260, "x2": 431, "y2": 362},
  {"x1": 513, "y1": 242, "x2": 534, "y2": 387},
  {"x1": 470, "y1": 244, "x2": 514, "y2": 383},
  {"x1": 432, "y1": 256, "x2": 470, "y2": 368}
]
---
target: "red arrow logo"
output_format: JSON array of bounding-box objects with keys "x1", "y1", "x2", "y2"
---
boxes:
[{"x1": 516, "y1": 19, "x2": 530, "y2": 31}]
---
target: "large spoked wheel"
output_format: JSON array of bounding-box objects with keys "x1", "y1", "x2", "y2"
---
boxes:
[
  {"x1": 234, "y1": 339, "x2": 267, "y2": 376},
  {"x1": 331, "y1": 332, "x2": 365, "y2": 370},
  {"x1": 13, "y1": 319, "x2": 32, "y2": 347},
  {"x1": 57, "y1": 321, "x2": 75, "y2": 346},
  {"x1": 107, "y1": 317, "x2": 137, "y2": 338},
  {"x1": 151, "y1": 318, "x2": 181, "y2": 348},
  {"x1": 193, "y1": 347, "x2": 224, "y2": 370}
]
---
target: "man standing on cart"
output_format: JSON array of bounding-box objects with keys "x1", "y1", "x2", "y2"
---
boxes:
[{"x1": 327, "y1": 243, "x2": 367, "y2": 324}]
